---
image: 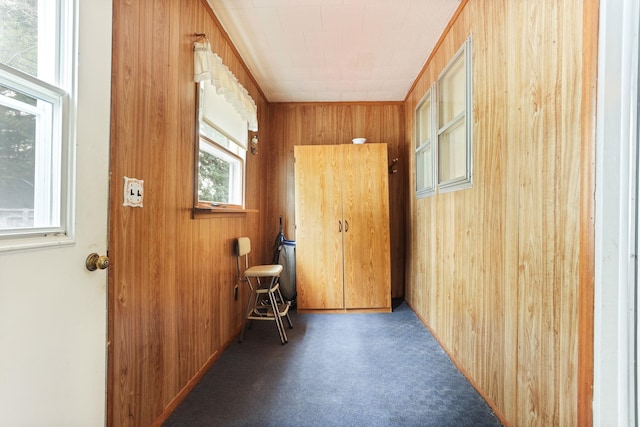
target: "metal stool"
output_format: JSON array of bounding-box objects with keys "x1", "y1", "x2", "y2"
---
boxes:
[{"x1": 236, "y1": 237, "x2": 292, "y2": 344}]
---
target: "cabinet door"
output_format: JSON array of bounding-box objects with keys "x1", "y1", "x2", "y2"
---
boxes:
[
  {"x1": 294, "y1": 145, "x2": 345, "y2": 309},
  {"x1": 341, "y1": 144, "x2": 392, "y2": 309}
]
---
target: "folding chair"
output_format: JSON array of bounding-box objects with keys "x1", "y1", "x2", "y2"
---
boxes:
[{"x1": 236, "y1": 237, "x2": 293, "y2": 344}]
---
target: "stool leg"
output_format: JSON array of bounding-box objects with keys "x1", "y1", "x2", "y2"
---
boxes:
[
  {"x1": 268, "y1": 286, "x2": 287, "y2": 344},
  {"x1": 276, "y1": 287, "x2": 293, "y2": 329},
  {"x1": 239, "y1": 279, "x2": 255, "y2": 343}
]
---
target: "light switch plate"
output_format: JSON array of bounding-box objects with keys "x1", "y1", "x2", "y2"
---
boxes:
[{"x1": 123, "y1": 176, "x2": 144, "y2": 208}]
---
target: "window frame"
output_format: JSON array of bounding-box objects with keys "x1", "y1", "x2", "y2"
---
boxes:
[
  {"x1": 414, "y1": 84, "x2": 436, "y2": 198},
  {"x1": 436, "y1": 35, "x2": 473, "y2": 193},
  {"x1": 0, "y1": 0, "x2": 75, "y2": 250}
]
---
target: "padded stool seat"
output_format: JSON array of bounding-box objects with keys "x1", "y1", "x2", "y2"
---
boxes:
[{"x1": 246, "y1": 264, "x2": 284, "y2": 277}]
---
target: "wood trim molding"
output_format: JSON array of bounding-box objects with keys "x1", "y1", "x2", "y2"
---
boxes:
[
  {"x1": 403, "y1": 0, "x2": 469, "y2": 102},
  {"x1": 578, "y1": 0, "x2": 599, "y2": 425},
  {"x1": 269, "y1": 101, "x2": 405, "y2": 107},
  {"x1": 192, "y1": 206, "x2": 258, "y2": 219}
]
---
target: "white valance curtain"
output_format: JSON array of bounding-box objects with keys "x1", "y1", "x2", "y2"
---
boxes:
[
  {"x1": 193, "y1": 41, "x2": 258, "y2": 133},
  {"x1": 201, "y1": 80, "x2": 249, "y2": 149}
]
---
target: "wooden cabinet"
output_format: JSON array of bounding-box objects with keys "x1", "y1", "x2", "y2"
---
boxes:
[{"x1": 294, "y1": 143, "x2": 391, "y2": 312}]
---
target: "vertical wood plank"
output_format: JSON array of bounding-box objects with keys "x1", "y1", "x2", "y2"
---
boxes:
[{"x1": 578, "y1": 0, "x2": 598, "y2": 425}]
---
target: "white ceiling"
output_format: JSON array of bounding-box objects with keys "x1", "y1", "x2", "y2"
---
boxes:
[{"x1": 207, "y1": 0, "x2": 462, "y2": 103}]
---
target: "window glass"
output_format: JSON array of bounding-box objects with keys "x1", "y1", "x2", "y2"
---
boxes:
[
  {"x1": 438, "y1": 119, "x2": 466, "y2": 183},
  {"x1": 0, "y1": 83, "x2": 60, "y2": 230},
  {"x1": 416, "y1": 144, "x2": 433, "y2": 191},
  {"x1": 415, "y1": 86, "x2": 435, "y2": 198},
  {"x1": 438, "y1": 55, "x2": 465, "y2": 127},
  {"x1": 416, "y1": 95, "x2": 431, "y2": 147},
  {"x1": 198, "y1": 135, "x2": 243, "y2": 206},
  {"x1": 0, "y1": 101, "x2": 36, "y2": 229},
  {"x1": 0, "y1": 0, "x2": 58, "y2": 85}
]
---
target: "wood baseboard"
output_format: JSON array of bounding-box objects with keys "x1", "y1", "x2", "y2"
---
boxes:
[{"x1": 150, "y1": 323, "x2": 243, "y2": 427}]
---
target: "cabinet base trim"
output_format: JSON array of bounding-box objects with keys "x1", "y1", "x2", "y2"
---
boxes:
[{"x1": 297, "y1": 307, "x2": 392, "y2": 314}]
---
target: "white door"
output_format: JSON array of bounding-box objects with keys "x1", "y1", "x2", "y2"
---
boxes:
[{"x1": 0, "y1": 0, "x2": 112, "y2": 425}]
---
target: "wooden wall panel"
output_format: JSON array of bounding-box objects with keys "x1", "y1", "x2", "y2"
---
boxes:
[
  {"x1": 266, "y1": 103, "x2": 407, "y2": 298},
  {"x1": 108, "y1": 0, "x2": 268, "y2": 425},
  {"x1": 404, "y1": 0, "x2": 596, "y2": 426}
]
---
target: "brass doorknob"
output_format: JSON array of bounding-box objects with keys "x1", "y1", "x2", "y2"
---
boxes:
[{"x1": 86, "y1": 253, "x2": 110, "y2": 271}]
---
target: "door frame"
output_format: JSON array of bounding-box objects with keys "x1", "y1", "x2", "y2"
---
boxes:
[{"x1": 593, "y1": 0, "x2": 639, "y2": 425}]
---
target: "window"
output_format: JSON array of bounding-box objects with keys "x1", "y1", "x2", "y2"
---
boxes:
[
  {"x1": 0, "y1": 0, "x2": 73, "y2": 242},
  {"x1": 437, "y1": 36, "x2": 473, "y2": 192},
  {"x1": 197, "y1": 81, "x2": 246, "y2": 208},
  {"x1": 415, "y1": 85, "x2": 435, "y2": 198},
  {"x1": 193, "y1": 42, "x2": 257, "y2": 211}
]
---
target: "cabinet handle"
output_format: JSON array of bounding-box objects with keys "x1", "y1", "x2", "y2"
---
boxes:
[
  {"x1": 345, "y1": 220, "x2": 349, "y2": 232},
  {"x1": 338, "y1": 220, "x2": 342, "y2": 232}
]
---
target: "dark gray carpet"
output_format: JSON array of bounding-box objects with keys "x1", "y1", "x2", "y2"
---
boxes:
[{"x1": 163, "y1": 301, "x2": 503, "y2": 427}]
